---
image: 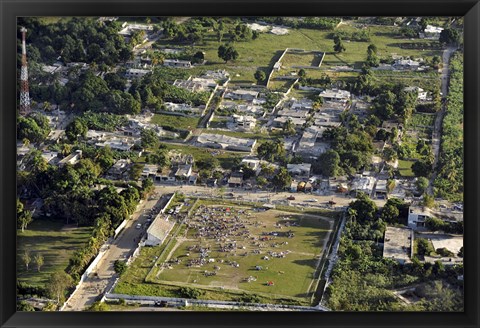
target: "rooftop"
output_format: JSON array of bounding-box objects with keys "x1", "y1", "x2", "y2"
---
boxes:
[
  {"x1": 147, "y1": 214, "x2": 175, "y2": 241},
  {"x1": 383, "y1": 226, "x2": 412, "y2": 263}
]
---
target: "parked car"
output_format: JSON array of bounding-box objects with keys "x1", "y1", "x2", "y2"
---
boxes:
[
  {"x1": 135, "y1": 223, "x2": 142, "y2": 229},
  {"x1": 328, "y1": 200, "x2": 337, "y2": 205},
  {"x1": 287, "y1": 196, "x2": 296, "y2": 200}
]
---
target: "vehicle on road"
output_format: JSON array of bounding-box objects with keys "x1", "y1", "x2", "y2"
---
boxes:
[
  {"x1": 306, "y1": 199, "x2": 318, "y2": 202},
  {"x1": 328, "y1": 200, "x2": 337, "y2": 205},
  {"x1": 287, "y1": 196, "x2": 295, "y2": 200},
  {"x1": 135, "y1": 223, "x2": 142, "y2": 229}
]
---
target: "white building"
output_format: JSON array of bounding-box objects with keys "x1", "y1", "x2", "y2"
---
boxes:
[
  {"x1": 58, "y1": 150, "x2": 82, "y2": 167},
  {"x1": 145, "y1": 215, "x2": 175, "y2": 246},
  {"x1": 232, "y1": 114, "x2": 256, "y2": 131},
  {"x1": 224, "y1": 89, "x2": 259, "y2": 101},
  {"x1": 404, "y1": 86, "x2": 429, "y2": 101},
  {"x1": 423, "y1": 25, "x2": 444, "y2": 40},
  {"x1": 287, "y1": 163, "x2": 312, "y2": 177},
  {"x1": 408, "y1": 206, "x2": 431, "y2": 229},
  {"x1": 163, "y1": 59, "x2": 192, "y2": 68},
  {"x1": 126, "y1": 68, "x2": 152, "y2": 79},
  {"x1": 350, "y1": 176, "x2": 376, "y2": 196},
  {"x1": 197, "y1": 133, "x2": 257, "y2": 152},
  {"x1": 319, "y1": 89, "x2": 351, "y2": 103},
  {"x1": 394, "y1": 59, "x2": 420, "y2": 70},
  {"x1": 383, "y1": 226, "x2": 413, "y2": 264}
]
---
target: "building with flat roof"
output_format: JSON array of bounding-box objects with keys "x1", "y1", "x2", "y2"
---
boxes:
[
  {"x1": 197, "y1": 133, "x2": 257, "y2": 152},
  {"x1": 319, "y1": 89, "x2": 351, "y2": 103},
  {"x1": 58, "y1": 150, "x2": 82, "y2": 167},
  {"x1": 126, "y1": 68, "x2": 152, "y2": 79},
  {"x1": 408, "y1": 206, "x2": 431, "y2": 229},
  {"x1": 232, "y1": 114, "x2": 256, "y2": 131},
  {"x1": 287, "y1": 163, "x2": 312, "y2": 177},
  {"x1": 350, "y1": 176, "x2": 376, "y2": 196},
  {"x1": 163, "y1": 59, "x2": 192, "y2": 68},
  {"x1": 145, "y1": 214, "x2": 175, "y2": 246},
  {"x1": 224, "y1": 89, "x2": 259, "y2": 101},
  {"x1": 383, "y1": 226, "x2": 413, "y2": 264}
]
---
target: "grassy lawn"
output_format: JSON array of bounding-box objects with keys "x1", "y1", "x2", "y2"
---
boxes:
[
  {"x1": 397, "y1": 159, "x2": 415, "y2": 177},
  {"x1": 149, "y1": 206, "x2": 333, "y2": 301},
  {"x1": 204, "y1": 128, "x2": 277, "y2": 142},
  {"x1": 17, "y1": 218, "x2": 93, "y2": 286},
  {"x1": 151, "y1": 114, "x2": 200, "y2": 131},
  {"x1": 114, "y1": 200, "x2": 338, "y2": 305},
  {"x1": 161, "y1": 143, "x2": 244, "y2": 170}
]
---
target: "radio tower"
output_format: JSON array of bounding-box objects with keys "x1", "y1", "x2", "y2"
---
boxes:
[{"x1": 19, "y1": 27, "x2": 31, "y2": 116}]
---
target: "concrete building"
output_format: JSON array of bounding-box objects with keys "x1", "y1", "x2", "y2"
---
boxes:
[
  {"x1": 202, "y1": 69, "x2": 229, "y2": 80},
  {"x1": 145, "y1": 214, "x2": 175, "y2": 246},
  {"x1": 394, "y1": 59, "x2": 420, "y2": 70},
  {"x1": 277, "y1": 108, "x2": 310, "y2": 118},
  {"x1": 295, "y1": 127, "x2": 329, "y2": 160},
  {"x1": 40, "y1": 151, "x2": 59, "y2": 165},
  {"x1": 108, "y1": 159, "x2": 131, "y2": 180},
  {"x1": 232, "y1": 114, "x2": 256, "y2": 131},
  {"x1": 173, "y1": 78, "x2": 215, "y2": 93},
  {"x1": 350, "y1": 176, "x2": 376, "y2": 196},
  {"x1": 163, "y1": 59, "x2": 192, "y2": 68},
  {"x1": 383, "y1": 226, "x2": 413, "y2": 264},
  {"x1": 423, "y1": 25, "x2": 444, "y2": 40},
  {"x1": 319, "y1": 89, "x2": 351, "y2": 103},
  {"x1": 126, "y1": 68, "x2": 152, "y2": 79},
  {"x1": 224, "y1": 89, "x2": 259, "y2": 101},
  {"x1": 408, "y1": 206, "x2": 431, "y2": 229},
  {"x1": 197, "y1": 133, "x2": 257, "y2": 152},
  {"x1": 273, "y1": 116, "x2": 307, "y2": 128},
  {"x1": 228, "y1": 172, "x2": 244, "y2": 187},
  {"x1": 241, "y1": 157, "x2": 261, "y2": 171},
  {"x1": 164, "y1": 102, "x2": 203, "y2": 115},
  {"x1": 58, "y1": 150, "x2": 82, "y2": 167},
  {"x1": 175, "y1": 164, "x2": 193, "y2": 180},
  {"x1": 404, "y1": 86, "x2": 429, "y2": 101},
  {"x1": 287, "y1": 163, "x2": 312, "y2": 177}
]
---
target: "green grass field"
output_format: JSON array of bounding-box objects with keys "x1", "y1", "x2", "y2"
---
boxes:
[
  {"x1": 397, "y1": 159, "x2": 415, "y2": 177},
  {"x1": 161, "y1": 143, "x2": 244, "y2": 170},
  {"x1": 151, "y1": 114, "x2": 200, "y2": 131},
  {"x1": 156, "y1": 22, "x2": 443, "y2": 88},
  {"x1": 149, "y1": 205, "x2": 333, "y2": 301},
  {"x1": 17, "y1": 218, "x2": 93, "y2": 286}
]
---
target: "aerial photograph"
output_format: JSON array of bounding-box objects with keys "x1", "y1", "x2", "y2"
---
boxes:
[{"x1": 16, "y1": 16, "x2": 463, "y2": 312}]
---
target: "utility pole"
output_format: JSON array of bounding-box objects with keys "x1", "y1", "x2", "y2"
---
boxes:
[{"x1": 20, "y1": 27, "x2": 31, "y2": 116}]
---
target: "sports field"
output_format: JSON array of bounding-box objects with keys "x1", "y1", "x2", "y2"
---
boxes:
[{"x1": 146, "y1": 204, "x2": 335, "y2": 302}]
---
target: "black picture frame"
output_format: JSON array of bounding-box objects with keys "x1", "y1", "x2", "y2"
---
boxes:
[{"x1": 1, "y1": 0, "x2": 479, "y2": 327}]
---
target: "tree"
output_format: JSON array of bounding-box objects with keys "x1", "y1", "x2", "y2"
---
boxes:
[
  {"x1": 46, "y1": 271, "x2": 73, "y2": 303},
  {"x1": 65, "y1": 118, "x2": 88, "y2": 142},
  {"x1": 349, "y1": 192, "x2": 378, "y2": 223},
  {"x1": 439, "y1": 27, "x2": 461, "y2": 45},
  {"x1": 17, "y1": 199, "x2": 33, "y2": 233},
  {"x1": 88, "y1": 301, "x2": 110, "y2": 311},
  {"x1": 17, "y1": 301, "x2": 35, "y2": 312},
  {"x1": 22, "y1": 250, "x2": 31, "y2": 271},
  {"x1": 412, "y1": 160, "x2": 432, "y2": 177},
  {"x1": 333, "y1": 36, "x2": 346, "y2": 53},
  {"x1": 254, "y1": 70, "x2": 266, "y2": 84},
  {"x1": 272, "y1": 167, "x2": 292, "y2": 190},
  {"x1": 179, "y1": 287, "x2": 204, "y2": 299},
  {"x1": 192, "y1": 51, "x2": 205, "y2": 64},
  {"x1": 217, "y1": 44, "x2": 239, "y2": 63},
  {"x1": 380, "y1": 203, "x2": 400, "y2": 224},
  {"x1": 34, "y1": 253, "x2": 44, "y2": 272},
  {"x1": 317, "y1": 149, "x2": 340, "y2": 177},
  {"x1": 282, "y1": 118, "x2": 296, "y2": 136},
  {"x1": 113, "y1": 260, "x2": 128, "y2": 276},
  {"x1": 423, "y1": 194, "x2": 435, "y2": 208},
  {"x1": 256, "y1": 176, "x2": 268, "y2": 188},
  {"x1": 141, "y1": 128, "x2": 159, "y2": 149},
  {"x1": 415, "y1": 177, "x2": 429, "y2": 194}
]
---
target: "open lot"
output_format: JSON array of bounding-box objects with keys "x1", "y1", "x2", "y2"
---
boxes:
[
  {"x1": 147, "y1": 203, "x2": 334, "y2": 302},
  {"x1": 17, "y1": 218, "x2": 92, "y2": 286}
]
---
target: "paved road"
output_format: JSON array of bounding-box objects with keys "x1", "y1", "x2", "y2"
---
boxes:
[
  {"x1": 427, "y1": 46, "x2": 457, "y2": 195},
  {"x1": 63, "y1": 195, "x2": 169, "y2": 311}
]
